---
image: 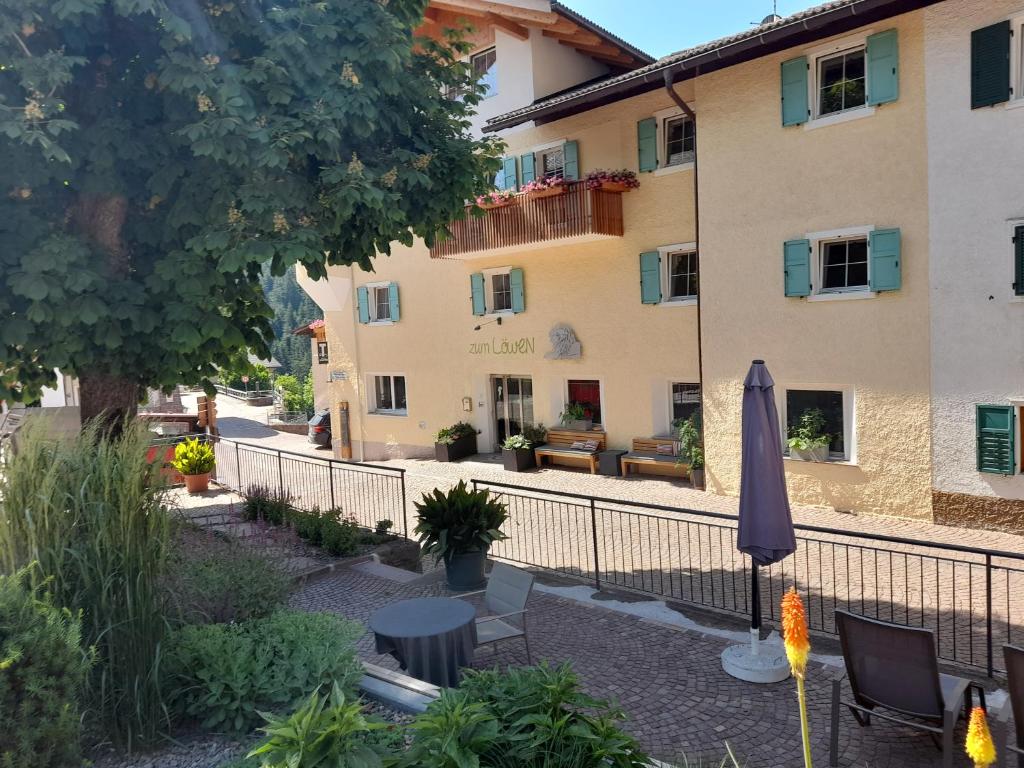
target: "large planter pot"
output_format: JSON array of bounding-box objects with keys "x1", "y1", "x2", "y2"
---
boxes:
[
  {"x1": 445, "y1": 549, "x2": 488, "y2": 590},
  {"x1": 479, "y1": 199, "x2": 515, "y2": 210},
  {"x1": 592, "y1": 181, "x2": 632, "y2": 193},
  {"x1": 434, "y1": 433, "x2": 478, "y2": 462},
  {"x1": 561, "y1": 420, "x2": 593, "y2": 432},
  {"x1": 526, "y1": 186, "x2": 566, "y2": 201},
  {"x1": 183, "y1": 472, "x2": 211, "y2": 493},
  {"x1": 689, "y1": 468, "x2": 705, "y2": 489},
  {"x1": 790, "y1": 445, "x2": 829, "y2": 463},
  {"x1": 502, "y1": 447, "x2": 535, "y2": 472}
]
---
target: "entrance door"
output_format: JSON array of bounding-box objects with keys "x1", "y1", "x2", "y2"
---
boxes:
[{"x1": 491, "y1": 376, "x2": 534, "y2": 449}]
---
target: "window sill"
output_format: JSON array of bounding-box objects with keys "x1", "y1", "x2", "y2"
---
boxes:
[
  {"x1": 1009, "y1": 294, "x2": 1024, "y2": 303},
  {"x1": 653, "y1": 162, "x2": 694, "y2": 177},
  {"x1": 1005, "y1": 99, "x2": 1024, "y2": 111},
  {"x1": 368, "y1": 410, "x2": 408, "y2": 418},
  {"x1": 368, "y1": 320, "x2": 395, "y2": 326},
  {"x1": 486, "y1": 310, "x2": 515, "y2": 316},
  {"x1": 804, "y1": 106, "x2": 876, "y2": 131},
  {"x1": 660, "y1": 298, "x2": 698, "y2": 307},
  {"x1": 784, "y1": 456, "x2": 858, "y2": 467},
  {"x1": 807, "y1": 290, "x2": 877, "y2": 303}
]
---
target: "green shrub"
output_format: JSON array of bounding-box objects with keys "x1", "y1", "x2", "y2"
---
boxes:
[
  {"x1": 243, "y1": 483, "x2": 292, "y2": 525},
  {"x1": 434, "y1": 422, "x2": 476, "y2": 445},
  {"x1": 375, "y1": 519, "x2": 394, "y2": 537},
  {"x1": 289, "y1": 506, "x2": 325, "y2": 545},
  {"x1": 171, "y1": 437, "x2": 216, "y2": 475},
  {"x1": 0, "y1": 567, "x2": 93, "y2": 768},
  {"x1": 164, "y1": 610, "x2": 362, "y2": 734},
  {"x1": 0, "y1": 419, "x2": 169, "y2": 748},
  {"x1": 320, "y1": 510, "x2": 361, "y2": 557}
]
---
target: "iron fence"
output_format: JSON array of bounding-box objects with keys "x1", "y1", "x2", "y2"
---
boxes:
[{"x1": 472, "y1": 478, "x2": 1024, "y2": 676}]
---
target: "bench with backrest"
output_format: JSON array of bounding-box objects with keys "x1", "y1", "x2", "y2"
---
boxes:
[
  {"x1": 534, "y1": 428, "x2": 606, "y2": 473},
  {"x1": 620, "y1": 437, "x2": 689, "y2": 479}
]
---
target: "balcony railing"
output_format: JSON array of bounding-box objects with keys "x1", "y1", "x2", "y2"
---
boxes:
[{"x1": 430, "y1": 180, "x2": 624, "y2": 259}]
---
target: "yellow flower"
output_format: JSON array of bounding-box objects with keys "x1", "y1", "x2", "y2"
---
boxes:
[
  {"x1": 201, "y1": 54, "x2": 221, "y2": 69},
  {"x1": 196, "y1": 93, "x2": 214, "y2": 113},
  {"x1": 347, "y1": 153, "x2": 364, "y2": 176},
  {"x1": 24, "y1": 99, "x2": 44, "y2": 121},
  {"x1": 272, "y1": 212, "x2": 290, "y2": 234},
  {"x1": 781, "y1": 588, "x2": 810, "y2": 679},
  {"x1": 966, "y1": 707, "x2": 997, "y2": 767}
]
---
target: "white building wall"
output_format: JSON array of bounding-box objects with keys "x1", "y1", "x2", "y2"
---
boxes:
[{"x1": 925, "y1": 0, "x2": 1024, "y2": 502}]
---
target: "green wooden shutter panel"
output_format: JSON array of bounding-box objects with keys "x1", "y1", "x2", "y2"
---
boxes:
[
  {"x1": 866, "y1": 29, "x2": 899, "y2": 106},
  {"x1": 783, "y1": 239, "x2": 811, "y2": 297},
  {"x1": 562, "y1": 140, "x2": 579, "y2": 181},
  {"x1": 356, "y1": 285, "x2": 370, "y2": 324},
  {"x1": 637, "y1": 118, "x2": 657, "y2": 172},
  {"x1": 977, "y1": 404, "x2": 1016, "y2": 474},
  {"x1": 1014, "y1": 225, "x2": 1024, "y2": 296},
  {"x1": 470, "y1": 272, "x2": 486, "y2": 316},
  {"x1": 388, "y1": 282, "x2": 400, "y2": 322},
  {"x1": 640, "y1": 251, "x2": 661, "y2": 304},
  {"x1": 509, "y1": 268, "x2": 525, "y2": 313},
  {"x1": 520, "y1": 153, "x2": 535, "y2": 186},
  {"x1": 869, "y1": 228, "x2": 902, "y2": 292},
  {"x1": 781, "y1": 57, "x2": 809, "y2": 126},
  {"x1": 971, "y1": 21, "x2": 1011, "y2": 109},
  {"x1": 502, "y1": 156, "x2": 518, "y2": 191}
]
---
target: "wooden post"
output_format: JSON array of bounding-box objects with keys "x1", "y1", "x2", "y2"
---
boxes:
[{"x1": 338, "y1": 401, "x2": 352, "y2": 459}]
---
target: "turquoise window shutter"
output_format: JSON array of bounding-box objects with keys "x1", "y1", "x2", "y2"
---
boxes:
[
  {"x1": 637, "y1": 118, "x2": 657, "y2": 172},
  {"x1": 640, "y1": 251, "x2": 661, "y2": 304},
  {"x1": 1015, "y1": 225, "x2": 1024, "y2": 296},
  {"x1": 470, "y1": 273, "x2": 486, "y2": 316},
  {"x1": 869, "y1": 228, "x2": 902, "y2": 292},
  {"x1": 563, "y1": 140, "x2": 579, "y2": 181},
  {"x1": 520, "y1": 153, "x2": 536, "y2": 186},
  {"x1": 356, "y1": 286, "x2": 370, "y2": 324},
  {"x1": 502, "y1": 156, "x2": 518, "y2": 191},
  {"x1": 510, "y1": 268, "x2": 525, "y2": 313},
  {"x1": 388, "y1": 282, "x2": 400, "y2": 322},
  {"x1": 866, "y1": 29, "x2": 899, "y2": 106},
  {"x1": 783, "y1": 239, "x2": 811, "y2": 297},
  {"x1": 971, "y1": 21, "x2": 1011, "y2": 109},
  {"x1": 977, "y1": 404, "x2": 1016, "y2": 474},
  {"x1": 781, "y1": 57, "x2": 809, "y2": 126}
]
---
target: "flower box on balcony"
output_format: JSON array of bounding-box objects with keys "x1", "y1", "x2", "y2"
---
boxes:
[
  {"x1": 592, "y1": 181, "x2": 631, "y2": 193},
  {"x1": 526, "y1": 186, "x2": 566, "y2": 200},
  {"x1": 479, "y1": 199, "x2": 515, "y2": 210},
  {"x1": 585, "y1": 170, "x2": 639, "y2": 195}
]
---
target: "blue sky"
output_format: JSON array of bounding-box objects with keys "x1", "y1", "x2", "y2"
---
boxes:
[{"x1": 569, "y1": 1, "x2": 817, "y2": 59}]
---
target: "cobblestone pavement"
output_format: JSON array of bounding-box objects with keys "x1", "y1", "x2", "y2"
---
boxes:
[{"x1": 293, "y1": 565, "x2": 993, "y2": 767}]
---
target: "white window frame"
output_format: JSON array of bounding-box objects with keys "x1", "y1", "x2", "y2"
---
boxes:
[
  {"x1": 471, "y1": 47, "x2": 497, "y2": 100},
  {"x1": 804, "y1": 31, "x2": 877, "y2": 130},
  {"x1": 652, "y1": 106, "x2": 694, "y2": 176},
  {"x1": 779, "y1": 384, "x2": 856, "y2": 463},
  {"x1": 1009, "y1": 397, "x2": 1024, "y2": 473},
  {"x1": 563, "y1": 377, "x2": 605, "y2": 429},
  {"x1": 365, "y1": 281, "x2": 395, "y2": 325},
  {"x1": 537, "y1": 146, "x2": 565, "y2": 179},
  {"x1": 657, "y1": 242, "x2": 699, "y2": 306},
  {"x1": 805, "y1": 225, "x2": 877, "y2": 302},
  {"x1": 367, "y1": 373, "x2": 407, "y2": 416},
  {"x1": 482, "y1": 266, "x2": 514, "y2": 315},
  {"x1": 1010, "y1": 13, "x2": 1024, "y2": 109}
]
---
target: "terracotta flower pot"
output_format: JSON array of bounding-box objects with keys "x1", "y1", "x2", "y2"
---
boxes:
[
  {"x1": 479, "y1": 198, "x2": 514, "y2": 210},
  {"x1": 594, "y1": 181, "x2": 631, "y2": 193},
  {"x1": 526, "y1": 186, "x2": 566, "y2": 200},
  {"x1": 183, "y1": 472, "x2": 211, "y2": 493}
]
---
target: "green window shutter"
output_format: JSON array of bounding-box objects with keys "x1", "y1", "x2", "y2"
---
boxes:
[
  {"x1": 971, "y1": 21, "x2": 1011, "y2": 109},
  {"x1": 637, "y1": 118, "x2": 657, "y2": 172},
  {"x1": 640, "y1": 251, "x2": 661, "y2": 304},
  {"x1": 562, "y1": 140, "x2": 579, "y2": 181},
  {"x1": 869, "y1": 228, "x2": 902, "y2": 292},
  {"x1": 502, "y1": 156, "x2": 518, "y2": 191},
  {"x1": 356, "y1": 285, "x2": 370, "y2": 324},
  {"x1": 520, "y1": 153, "x2": 535, "y2": 186},
  {"x1": 388, "y1": 282, "x2": 400, "y2": 322},
  {"x1": 977, "y1": 404, "x2": 1016, "y2": 475},
  {"x1": 866, "y1": 29, "x2": 899, "y2": 106},
  {"x1": 470, "y1": 272, "x2": 486, "y2": 316},
  {"x1": 1014, "y1": 225, "x2": 1024, "y2": 296},
  {"x1": 509, "y1": 268, "x2": 525, "y2": 313},
  {"x1": 781, "y1": 57, "x2": 809, "y2": 127},
  {"x1": 783, "y1": 239, "x2": 811, "y2": 297}
]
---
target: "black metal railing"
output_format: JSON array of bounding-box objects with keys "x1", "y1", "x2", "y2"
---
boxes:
[{"x1": 472, "y1": 479, "x2": 1024, "y2": 676}]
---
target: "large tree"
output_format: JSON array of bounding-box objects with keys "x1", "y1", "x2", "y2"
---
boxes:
[{"x1": 0, "y1": 0, "x2": 497, "y2": 423}]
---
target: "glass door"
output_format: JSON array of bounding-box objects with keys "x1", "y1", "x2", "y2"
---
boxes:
[{"x1": 491, "y1": 376, "x2": 534, "y2": 450}]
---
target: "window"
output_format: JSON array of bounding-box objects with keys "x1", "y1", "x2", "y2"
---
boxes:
[
  {"x1": 820, "y1": 238, "x2": 868, "y2": 292},
  {"x1": 490, "y1": 271, "x2": 512, "y2": 312},
  {"x1": 817, "y1": 46, "x2": 867, "y2": 117},
  {"x1": 664, "y1": 116, "x2": 694, "y2": 167},
  {"x1": 317, "y1": 341, "x2": 328, "y2": 365},
  {"x1": 785, "y1": 389, "x2": 846, "y2": 459},
  {"x1": 671, "y1": 383, "x2": 701, "y2": 425},
  {"x1": 373, "y1": 286, "x2": 390, "y2": 321},
  {"x1": 472, "y1": 48, "x2": 497, "y2": 98},
  {"x1": 567, "y1": 380, "x2": 602, "y2": 425},
  {"x1": 668, "y1": 251, "x2": 699, "y2": 300},
  {"x1": 539, "y1": 146, "x2": 565, "y2": 179},
  {"x1": 370, "y1": 375, "x2": 407, "y2": 415}
]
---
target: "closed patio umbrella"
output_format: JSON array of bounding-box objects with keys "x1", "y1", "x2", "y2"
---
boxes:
[{"x1": 721, "y1": 359, "x2": 797, "y2": 683}]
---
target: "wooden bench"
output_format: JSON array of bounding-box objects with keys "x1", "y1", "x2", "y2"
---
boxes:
[
  {"x1": 620, "y1": 437, "x2": 689, "y2": 479},
  {"x1": 534, "y1": 428, "x2": 607, "y2": 474}
]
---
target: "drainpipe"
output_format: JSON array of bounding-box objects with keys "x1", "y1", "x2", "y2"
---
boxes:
[{"x1": 663, "y1": 69, "x2": 706, "y2": 477}]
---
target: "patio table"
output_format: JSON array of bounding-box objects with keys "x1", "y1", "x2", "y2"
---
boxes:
[{"x1": 369, "y1": 597, "x2": 477, "y2": 687}]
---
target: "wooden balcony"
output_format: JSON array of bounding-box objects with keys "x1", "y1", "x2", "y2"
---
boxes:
[{"x1": 430, "y1": 181, "x2": 624, "y2": 259}]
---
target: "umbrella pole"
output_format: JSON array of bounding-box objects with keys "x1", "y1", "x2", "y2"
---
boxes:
[{"x1": 750, "y1": 564, "x2": 761, "y2": 655}]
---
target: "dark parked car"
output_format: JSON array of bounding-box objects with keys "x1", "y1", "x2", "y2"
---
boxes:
[{"x1": 308, "y1": 410, "x2": 331, "y2": 447}]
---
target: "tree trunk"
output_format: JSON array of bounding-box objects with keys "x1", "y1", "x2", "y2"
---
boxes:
[{"x1": 79, "y1": 372, "x2": 140, "y2": 433}]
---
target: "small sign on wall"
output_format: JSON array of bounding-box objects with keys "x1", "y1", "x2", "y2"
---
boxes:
[{"x1": 329, "y1": 370, "x2": 348, "y2": 381}]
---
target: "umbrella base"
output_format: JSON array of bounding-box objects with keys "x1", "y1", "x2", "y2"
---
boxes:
[{"x1": 721, "y1": 629, "x2": 790, "y2": 684}]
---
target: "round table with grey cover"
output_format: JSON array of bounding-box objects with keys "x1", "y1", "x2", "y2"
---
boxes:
[{"x1": 369, "y1": 597, "x2": 477, "y2": 688}]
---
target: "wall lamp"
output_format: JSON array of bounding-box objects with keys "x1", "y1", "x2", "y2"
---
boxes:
[{"x1": 473, "y1": 316, "x2": 502, "y2": 331}]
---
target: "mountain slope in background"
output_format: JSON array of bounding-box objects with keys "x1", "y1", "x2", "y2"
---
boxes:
[{"x1": 261, "y1": 267, "x2": 322, "y2": 381}]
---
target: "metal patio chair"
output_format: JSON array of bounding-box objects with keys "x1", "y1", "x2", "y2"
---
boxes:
[
  {"x1": 460, "y1": 562, "x2": 535, "y2": 664},
  {"x1": 829, "y1": 610, "x2": 985, "y2": 768},
  {"x1": 996, "y1": 644, "x2": 1024, "y2": 768}
]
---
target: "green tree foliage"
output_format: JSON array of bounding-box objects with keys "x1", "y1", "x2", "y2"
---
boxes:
[
  {"x1": 262, "y1": 266, "x2": 320, "y2": 379},
  {"x1": 0, "y1": 0, "x2": 499, "y2": 422},
  {"x1": 276, "y1": 372, "x2": 313, "y2": 414}
]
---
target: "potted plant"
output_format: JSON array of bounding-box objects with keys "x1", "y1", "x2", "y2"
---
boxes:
[
  {"x1": 475, "y1": 189, "x2": 517, "y2": 210},
  {"x1": 675, "y1": 413, "x2": 704, "y2": 488},
  {"x1": 688, "y1": 445, "x2": 705, "y2": 489},
  {"x1": 171, "y1": 437, "x2": 216, "y2": 493},
  {"x1": 584, "y1": 169, "x2": 640, "y2": 193},
  {"x1": 787, "y1": 408, "x2": 831, "y2": 462},
  {"x1": 559, "y1": 403, "x2": 592, "y2": 432},
  {"x1": 501, "y1": 424, "x2": 545, "y2": 472},
  {"x1": 522, "y1": 176, "x2": 567, "y2": 200},
  {"x1": 434, "y1": 421, "x2": 478, "y2": 462},
  {"x1": 414, "y1": 480, "x2": 508, "y2": 589}
]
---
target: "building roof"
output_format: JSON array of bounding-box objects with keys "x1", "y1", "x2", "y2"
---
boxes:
[
  {"x1": 549, "y1": 1, "x2": 653, "y2": 65},
  {"x1": 484, "y1": 0, "x2": 937, "y2": 132}
]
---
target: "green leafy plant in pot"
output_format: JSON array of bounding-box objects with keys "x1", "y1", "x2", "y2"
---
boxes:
[
  {"x1": 434, "y1": 421, "x2": 478, "y2": 462},
  {"x1": 501, "y1": 424, "x2": 546, "y2": 472},
  {"x1": 787, "y1": 408, "x2": 831, "y2": 463},
  {"x1": 559, "y1": 402, "x2": 591, "y2": 432},
  {"x1": 171, "y1": 437, "x2": 216, "y2": 493},
  {"x1": 414, "y1": 481, "x2": 508, "y2": 589}
]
